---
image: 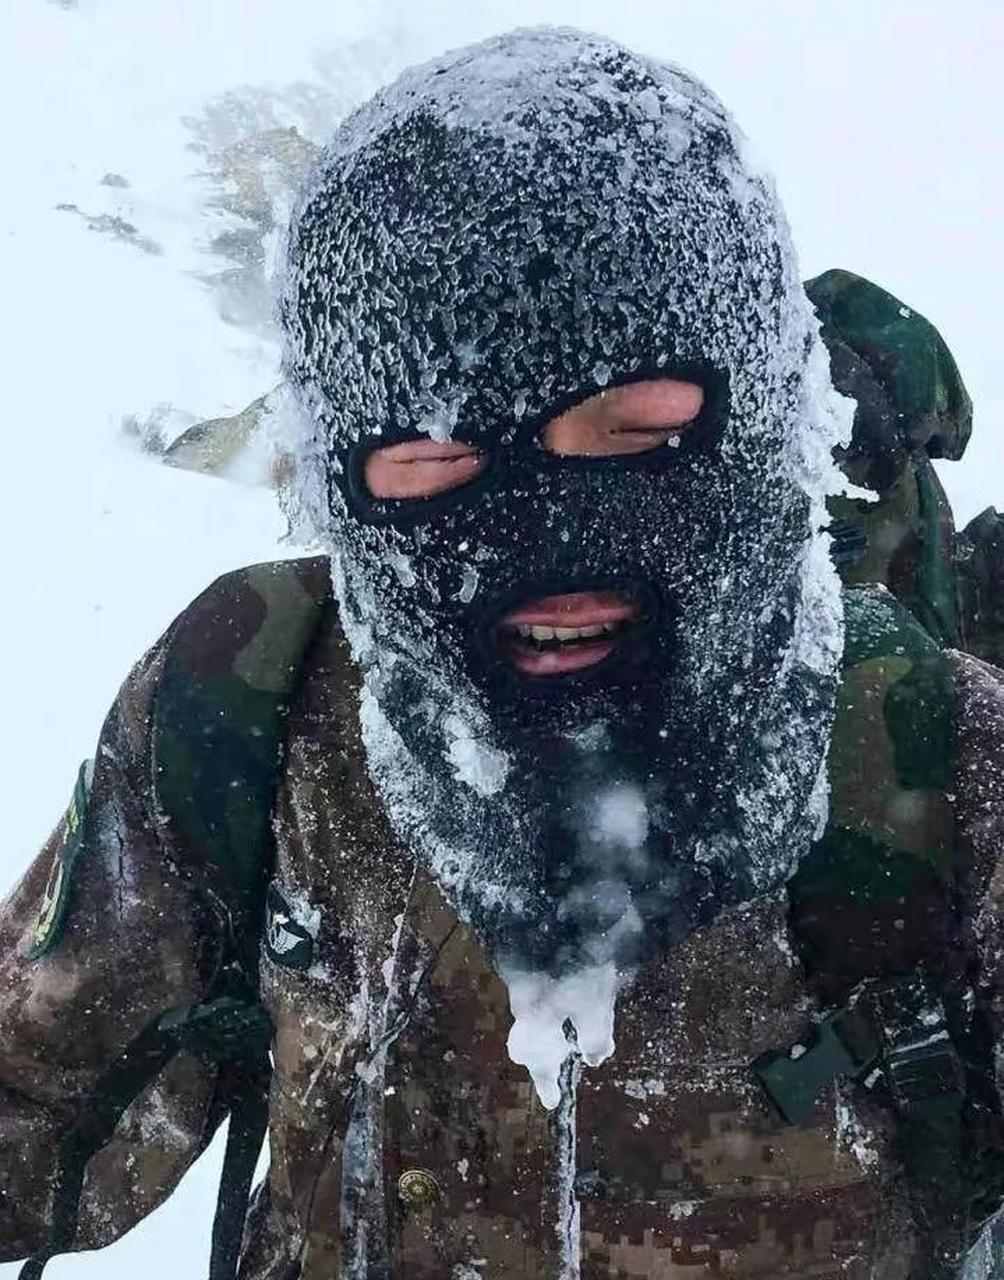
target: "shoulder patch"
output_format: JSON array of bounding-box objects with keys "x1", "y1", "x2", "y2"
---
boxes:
[{"x1": 29, "y1": 760, "x2": 94, "y2": 960}]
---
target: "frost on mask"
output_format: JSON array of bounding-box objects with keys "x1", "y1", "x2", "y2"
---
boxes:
[{"x1": 279, "y1": 27, "x2": 851, "y2": 1110}]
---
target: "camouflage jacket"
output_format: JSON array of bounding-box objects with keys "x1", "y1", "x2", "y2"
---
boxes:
[{"x1": 2, "y1": 557, "x2": 1004, "y2": 1280}]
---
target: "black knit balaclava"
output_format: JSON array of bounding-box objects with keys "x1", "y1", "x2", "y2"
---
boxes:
[{"x1": 282, "y1": 28, "x2": 847, "y2": 1105}]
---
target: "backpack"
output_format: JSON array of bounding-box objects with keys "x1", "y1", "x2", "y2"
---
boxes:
[{"x1": 758, "y1": 585, "x2": 1004, "y2": 1277}]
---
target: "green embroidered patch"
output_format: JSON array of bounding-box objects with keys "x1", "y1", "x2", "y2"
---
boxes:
[{"x1": 29, "y1": 760, "x2": 93, "y2": 960}]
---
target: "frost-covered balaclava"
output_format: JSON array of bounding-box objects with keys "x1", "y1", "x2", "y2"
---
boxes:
[{"x1": 282, "y1": 28, "x2": 847, "y2": 1104}]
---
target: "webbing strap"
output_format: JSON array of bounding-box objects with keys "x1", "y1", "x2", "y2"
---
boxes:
[{"x1": 209, "y1": 1051, "x2": 272, "y2": 1280}]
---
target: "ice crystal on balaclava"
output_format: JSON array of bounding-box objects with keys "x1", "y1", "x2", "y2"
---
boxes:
[{"x1": 281, "y1": 26, "x2": 850, "y2": 1106}]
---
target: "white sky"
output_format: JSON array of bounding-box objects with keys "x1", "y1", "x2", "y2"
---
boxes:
[{"x1": 1, "y1": 1, "x2": 1002, "y2": 1274}]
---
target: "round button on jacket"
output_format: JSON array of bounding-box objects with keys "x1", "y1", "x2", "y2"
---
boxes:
[{"x1": 397, "y1": 1168, "x2": 443, "y2": 1209}]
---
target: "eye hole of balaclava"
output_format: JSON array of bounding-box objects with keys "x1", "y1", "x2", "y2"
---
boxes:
[{"x1": 342, "y1": 366, "x2": 730, "y2": 529}]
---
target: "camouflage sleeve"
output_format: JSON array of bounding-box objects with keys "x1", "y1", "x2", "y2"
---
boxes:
[{"x1": 0, "y1": 625, "x2": 228, "y2": 1260}]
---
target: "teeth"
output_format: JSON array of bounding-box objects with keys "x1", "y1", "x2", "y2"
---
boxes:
[{"x1": 515, "y1": 621, "x2": 624, "y2": 643}]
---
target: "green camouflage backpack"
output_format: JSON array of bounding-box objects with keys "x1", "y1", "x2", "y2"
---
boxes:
[
  {"x1": 757, "y1": 584, "x2": 1004, "y2": 1277},
  {"x1": 807, "y1": 268, "x2": 972, "y2": 647},
  {"x1": 771, "y1": 272, "x2": 1004, "y2": 1274}
]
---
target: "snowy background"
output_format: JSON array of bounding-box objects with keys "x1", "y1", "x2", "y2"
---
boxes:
[{"x1": 1, "y1": 0, "x2": 1002, "y2": 1274}]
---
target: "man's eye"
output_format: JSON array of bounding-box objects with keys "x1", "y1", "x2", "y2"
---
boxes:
[
  {"x1": 541, "y1": 420, "x2": 693, "y2": 458},
  {"x1": 540, "y1": 379, "x2": 705, "y2": 457},
  {"x1": 364, "y1": 442, "x2": 486, "y2": 499},
  {"x1": 612, "y1": 426, "x2": 686, "y2": 444}
]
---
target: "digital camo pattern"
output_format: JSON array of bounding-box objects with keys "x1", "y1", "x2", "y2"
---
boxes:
[
  {"x1": 249, "y1": 590, "x2": 906, "y2": 1280},
  {"x1": 1, "y1": 562, "x2": 1004, "y2": 1277}
]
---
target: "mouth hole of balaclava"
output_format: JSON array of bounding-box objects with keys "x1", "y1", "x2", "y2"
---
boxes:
[{"x1": 471, "y1": 574, "x2": 665, "y2": 698}]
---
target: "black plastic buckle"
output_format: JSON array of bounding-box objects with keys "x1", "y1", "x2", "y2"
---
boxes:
[
  {"x1": 755, "y1": 975, "x2": 965, "y2": 1127},
  {"x1": 754, "y1": 1002, "x2": 881, "y2": 1126}
]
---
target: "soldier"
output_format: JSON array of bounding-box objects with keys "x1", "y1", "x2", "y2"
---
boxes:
[{"x1": 2, "y1": 27, "x2": 1004, "y2": 1280}]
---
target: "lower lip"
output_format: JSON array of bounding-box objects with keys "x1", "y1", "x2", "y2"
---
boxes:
[{"x1": 503, "y1": 635, "x2": 620, "y2": 676}]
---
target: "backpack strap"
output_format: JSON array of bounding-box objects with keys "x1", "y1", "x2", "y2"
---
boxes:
[
  {"x1": 153, "y1": 557, "x2": 332, "y2": 1277},
  {"x1": 152, "y1": 557, "x2": 333, "y2": 976},
  {"x1": 790, "y1": 585, "x2": 958, "y2": 997},
  {"x1": 207, "y1": 1044, "x2": 272, "y2": 1280}
]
